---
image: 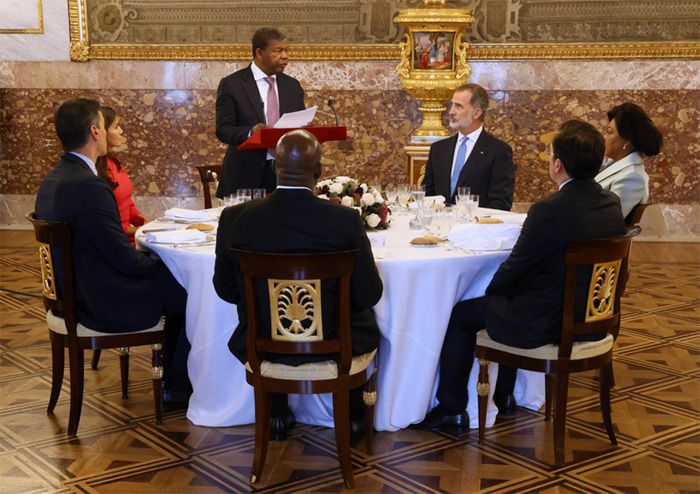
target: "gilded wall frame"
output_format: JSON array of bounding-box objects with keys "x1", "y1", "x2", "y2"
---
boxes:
[
  {"x1": 0, "y1": 0, "x2": 43, "y2": 34},
  {"x1": 68, "y1": 0, "x2": 700, "y2": 62}
]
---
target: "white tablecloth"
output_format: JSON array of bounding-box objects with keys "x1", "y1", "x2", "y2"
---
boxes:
[{"x1": 137, "y1": 208, "x2": 544, "y2": 430}]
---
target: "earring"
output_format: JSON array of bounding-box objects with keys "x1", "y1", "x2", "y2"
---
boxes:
[{"x1": 623, "y1": 143, "x2": 628, "y2": 150}]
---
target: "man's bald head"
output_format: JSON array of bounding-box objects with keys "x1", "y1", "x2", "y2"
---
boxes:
[{"x1": 274, "y1": 129, "x2": 322, "y2": 188}]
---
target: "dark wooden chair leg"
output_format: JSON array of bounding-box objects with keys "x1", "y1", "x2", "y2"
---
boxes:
[
  {"x1": 333, "y1": 385, "x2": 355, "y2": 489},
  {"x1": 90, "y1": 350, "x2": 101, "y2": 370},
  {"x1": 545, "y1": 375, "x2": 552, "y2": 420},
  {"x1": 553, "y1": 370, "x2": 570, "y2": 466},
  {"x1": 47, "y1": 333, "x2": 64, "y2": 414},
  {"x1": 477, "y1": 359, "x2": 490, "y2": 444},
  {"x1": 363, "y1": 371, "x2": 376, "y2": 455},
  {"x1": 152, "y1": 343, "x2": 163, "y2": 424},
  {"x1": 119, "y1": 347, "x2": 129, "y2": 398},
  {"x1": 599, "y1": 362, "x2": 617, "y2": 445},
  {"x1": 67, "y1": 345, "x2": 85, "y2": 436},
  {"x1": 250, "y1": 383, "x2": 271, "y2": 485},
  {"x1": 609, "y1": 361, "x2": 616, "y2": 389}
]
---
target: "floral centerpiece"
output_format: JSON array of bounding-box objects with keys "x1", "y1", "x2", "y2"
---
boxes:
[{"x1": 314, "y1": 176, "x2": 391, "y2": 230}]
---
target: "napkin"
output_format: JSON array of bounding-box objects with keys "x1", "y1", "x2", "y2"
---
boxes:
[
  {"x1": 163, "y1": 208, "x2": 216, "y2": 221},
  {"x1": 144, "y1": 229, "x2": 207, "y2": 244},
  {"x1": 448, "y1": 223, "x2": 522, "y2": 251}
]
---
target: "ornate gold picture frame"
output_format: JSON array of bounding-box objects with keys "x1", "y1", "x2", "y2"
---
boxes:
[
  {"x1": 0, "y1": 0, "x2": 43, "y2": 34},
  {"x1": 68, "y1": 0, "x2": 700, "y2": 62}
]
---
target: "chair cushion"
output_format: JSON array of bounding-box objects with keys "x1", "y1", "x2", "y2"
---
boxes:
[
  {"x1": 245, "y1": 349, "x2": 376, "y2": 381},
  {"x1": 476, "y1": 330, "x2": 613, "y2": 361},
  {"x1": 46, "y1": 310, "x2": 164, "y2": 337}
]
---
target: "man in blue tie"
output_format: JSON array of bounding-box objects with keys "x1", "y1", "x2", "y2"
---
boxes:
[{"x1": 423, "y1": 83, "x2": 515, "y2": 210}]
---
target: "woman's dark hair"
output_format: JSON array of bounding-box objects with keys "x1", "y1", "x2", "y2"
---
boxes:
[
  {"x1": 95, "y1": 105, "x2": 123, "y2": 190},
  {"x1": 608, "y1": 102, "x2": 662, "y2": 157}
]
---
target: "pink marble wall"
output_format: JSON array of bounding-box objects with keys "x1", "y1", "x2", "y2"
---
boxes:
[{"x1": 1, "y1": 87, "x2": 697, "y2": 205}]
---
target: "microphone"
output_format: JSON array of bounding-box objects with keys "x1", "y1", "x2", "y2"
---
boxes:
[{"x1": 327, "y1": 99, "x2": 339, "y2": 127}]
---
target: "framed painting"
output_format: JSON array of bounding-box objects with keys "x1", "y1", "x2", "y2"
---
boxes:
[{"x1": 68, "y1": 0, "x2": 700, "y2": 61}]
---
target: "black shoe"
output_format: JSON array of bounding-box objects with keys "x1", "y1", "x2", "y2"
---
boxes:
[
  {"x1": 418, "y1": 406, "x2": 468, "y2": 432},
  {"x1": 493, "y1": 393, "x2": 517, "y2": 415},
  {"x1": 270, "y1": 413, "x2": 295, "y2": 441},
  {"x1": 162, "y1": 389, "x2": 190, "y2": 412},
  {"x1": 350, "y1": 419, "x2": 366, "y2": 448}
]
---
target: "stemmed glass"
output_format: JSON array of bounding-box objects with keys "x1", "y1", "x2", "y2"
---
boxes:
[
  {"x1": 384, "y1": 186, "x2": 399, "y2": 208},
  {"x1": 410, "y1": 185, "x2": 426, "y2": 209},
  {"x1": 396, "y1": 185, "x2": 411, "y2": 212}
]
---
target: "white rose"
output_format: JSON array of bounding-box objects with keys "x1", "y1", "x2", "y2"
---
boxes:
[
  {"x1": 360, "y1": 183, "x2": 368, "y2": 193},
  {"x1": 335, "y1": 176, "x2": 352, "y2": 184},
  {"x1": 317, "y1": 194, "x2": 329, "y2": 200},
  {"x1": 366, "y1": 214, "x2": 381, "y2": 228},
  {"x1": 316, "y1": 179, "x2": 332, "y2": 188},
  {"x1": 353, "y1": 206, "x2": 362, "y2": 215},
  {"x1": 361, "y1": 192, "x2": 375, "y2": 207},
  {"x1": 340, "y1": 196, "x2": 354, "y2": 207},
  {"x1": 329, "y1": 182, "x2": 344, "y2": 194}
]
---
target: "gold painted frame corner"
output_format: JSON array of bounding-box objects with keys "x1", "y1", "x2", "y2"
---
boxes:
[{"x1": 68, "y1": 0, "x2": 700, "y2": 62}]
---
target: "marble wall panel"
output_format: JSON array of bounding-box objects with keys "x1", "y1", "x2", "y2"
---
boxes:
[{"x1": 1, "y1": 87, "x2": 698, "y2": 207}]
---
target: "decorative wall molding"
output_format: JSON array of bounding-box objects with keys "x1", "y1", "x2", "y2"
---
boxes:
[{"x1": 0, "y1": 0, "x2": 43, "y2": 34}]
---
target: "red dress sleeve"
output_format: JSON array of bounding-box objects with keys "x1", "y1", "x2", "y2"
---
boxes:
[{"x1": 107, "y1": 157, "x2": 141, "y2": 233}]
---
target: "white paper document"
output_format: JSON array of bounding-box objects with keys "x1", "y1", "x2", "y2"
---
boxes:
[{"x1": 273, "y1": 105, "x2": 317, "y2": 128}]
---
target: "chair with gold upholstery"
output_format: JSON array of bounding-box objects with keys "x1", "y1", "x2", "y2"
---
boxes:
[
  {"x1": 28, "y1": 213, "x2": 165, "y2": 436},
  {"x1": 475, "y1": 235, "x2": 632, "y2": 466},
  {"x1": 234, "y1": 249, "x2": 377, "y2": 489},
  {"x1": 196, "y1": 165, "x2": 222, "y2": 209}
]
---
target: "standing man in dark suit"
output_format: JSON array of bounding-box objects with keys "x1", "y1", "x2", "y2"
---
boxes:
[
  {"x1": 214, "y1": 129, "x2": 383, "y2": 440},
  {"x1": 215, "y1": 27, "x2": 306, "y2": 198},
  {"x1": 420, "y1": 120, "x2": 625, "y2": 431},
  {"x1": 35, "y1": 98, "x2": 191, "y2": 406},
  {"x1": 423, "y1": 83, "x2": 515, "y2": 210}
]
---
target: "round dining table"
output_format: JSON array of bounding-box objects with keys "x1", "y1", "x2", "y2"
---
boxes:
[{"x1": 137, "y1": 206, "x2": 544, "y2": 431}]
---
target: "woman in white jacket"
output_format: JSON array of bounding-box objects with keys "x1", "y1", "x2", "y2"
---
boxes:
[{"x1": 595, "y1": 102, "x2": 663, "y2": 218}]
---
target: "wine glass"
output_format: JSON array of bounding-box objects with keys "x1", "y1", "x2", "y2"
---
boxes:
[
  {"x1": 384, "y1": 186, "x2": 399, "y2": 207},
  {"x1": 396, "y1": 185, "x2": 411, "y2": 212}
]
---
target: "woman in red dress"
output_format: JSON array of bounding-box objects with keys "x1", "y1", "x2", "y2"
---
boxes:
[{"x1": 96, "y1": 106, "x2": 147, "y2": 243}]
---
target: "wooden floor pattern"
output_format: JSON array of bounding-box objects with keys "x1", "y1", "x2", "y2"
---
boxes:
[{"x1": 1, "y1": 230, "x2": 698, "y2": 493}]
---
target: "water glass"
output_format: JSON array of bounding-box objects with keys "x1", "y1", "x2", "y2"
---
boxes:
[
  {"x1": 236, "y1": 188, "x2": 252, "y2": 203},
  {"x1": 410, "y1": 185, "x2": 426, "y2": 208},
  {"x1": 466, "y1": 194, "x2": 479, "y2": 220},
  {"x1": 224, "y1": 194, "x2": 235, "y2": 207},
  {"x1": 457, "y1": 186, "x2": 471, "y2": 199},
  {"x1": 417, "y1": 206, "x2": 433, "y2": 231},
  {"x1": 252, "y1": 188, "x2": 266, "y2": 200}
]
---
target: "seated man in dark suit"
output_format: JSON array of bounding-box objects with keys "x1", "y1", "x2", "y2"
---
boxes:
[
  {"x1": 213, "y1": 129, "x2": 383, "y2": 440},
  {"x1": 423, "y1": 83, "x2": 515, "y2": 210},
  {"x1": 35, "y1": 98, "x2": 191, "y2": 406},
  {"x1": 420, "y1": 120, "x2": 626, "y2": 431}
]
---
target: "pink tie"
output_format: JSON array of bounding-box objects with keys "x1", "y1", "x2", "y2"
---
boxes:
[{"x1": 264, "y1": 76, "x2": 280, "y2": 126}]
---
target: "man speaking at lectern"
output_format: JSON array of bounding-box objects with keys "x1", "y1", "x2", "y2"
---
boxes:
[{"x1": 215, "y1": 27, "x2": 305, "y2": 198}]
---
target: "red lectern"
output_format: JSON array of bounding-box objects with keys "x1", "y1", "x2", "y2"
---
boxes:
[{"x1": 238, "y1": 126, "x2": 347, "y2": 151}]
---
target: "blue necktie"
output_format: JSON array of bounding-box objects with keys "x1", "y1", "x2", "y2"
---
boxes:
[{"x1": 450, "y1": 136, "x2": 468, "y2": 196}]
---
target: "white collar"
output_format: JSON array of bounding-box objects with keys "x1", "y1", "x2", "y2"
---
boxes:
[
  {"x1": 457, "y1": 125, "x2": 483, "y2": 143},
  {"x1": 595, "y1": 151, "x2": 644, "y2": 181},
  {"x1": 276, "y1": 185, "x2": 312, "y2": 192},
  {"x1": 251, "y1": 62, "x2": 274, "y2": 82},
  {"x1": 558, "y1": 177, "x2": 574, "y2": 190},
  {"x1": 69, "y1": 151, "x2": 97, "y2": 175}
]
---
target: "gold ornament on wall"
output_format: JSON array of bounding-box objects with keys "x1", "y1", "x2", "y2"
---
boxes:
[{"x1": 394, "y1": 0, "x2": 475, "y2": 142}]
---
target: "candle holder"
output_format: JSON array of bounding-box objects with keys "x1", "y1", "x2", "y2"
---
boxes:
[{"x1": 394, "y1": 0, "x2": 474, "y2": 143}]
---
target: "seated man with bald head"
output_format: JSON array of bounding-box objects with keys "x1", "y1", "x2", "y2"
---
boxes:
[{"x1": 213, "y1": 129, "x2": 383, "y2": 441}]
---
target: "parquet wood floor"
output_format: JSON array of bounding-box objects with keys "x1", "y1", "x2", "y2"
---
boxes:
[{"x1": 1, "y1": 230, "x2": 698, "y2": 493}]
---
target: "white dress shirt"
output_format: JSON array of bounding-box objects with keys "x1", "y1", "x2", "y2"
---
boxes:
[{"x1": 251, "y1": 61, "x2": 279, "y2": 125}]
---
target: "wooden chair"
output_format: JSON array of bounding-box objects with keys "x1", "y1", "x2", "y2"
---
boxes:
[
  {"x1": 234, "y1": 249, "x2": 377, "y2": 488},
  {"x1": 196, "y1": 165, "x2": 222, "y2": 209},
  {"x1": 625, "y1": 203, "x2": 647, "y2": 231},
  {"x1": 27, "y1": 213, "x2": 165, "y2": 436},
  {"x1": 475, "y1": 235, "x2": 632, "y2": 466}
]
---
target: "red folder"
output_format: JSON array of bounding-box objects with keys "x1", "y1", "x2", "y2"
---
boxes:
[{"x1": 238, "y1": 126, "x2": 347, "y2": 150}]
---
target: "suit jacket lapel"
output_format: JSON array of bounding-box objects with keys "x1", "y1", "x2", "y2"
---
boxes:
[
  {"x1": 276, "y1": 74, "x2": 294, "y2": 114},
  {"x1": 457, "y1": 130, "x2": 491, "y2": 185},
  {"x1": 241, "y1": 65, "x2": 266, "y2": 123}
]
